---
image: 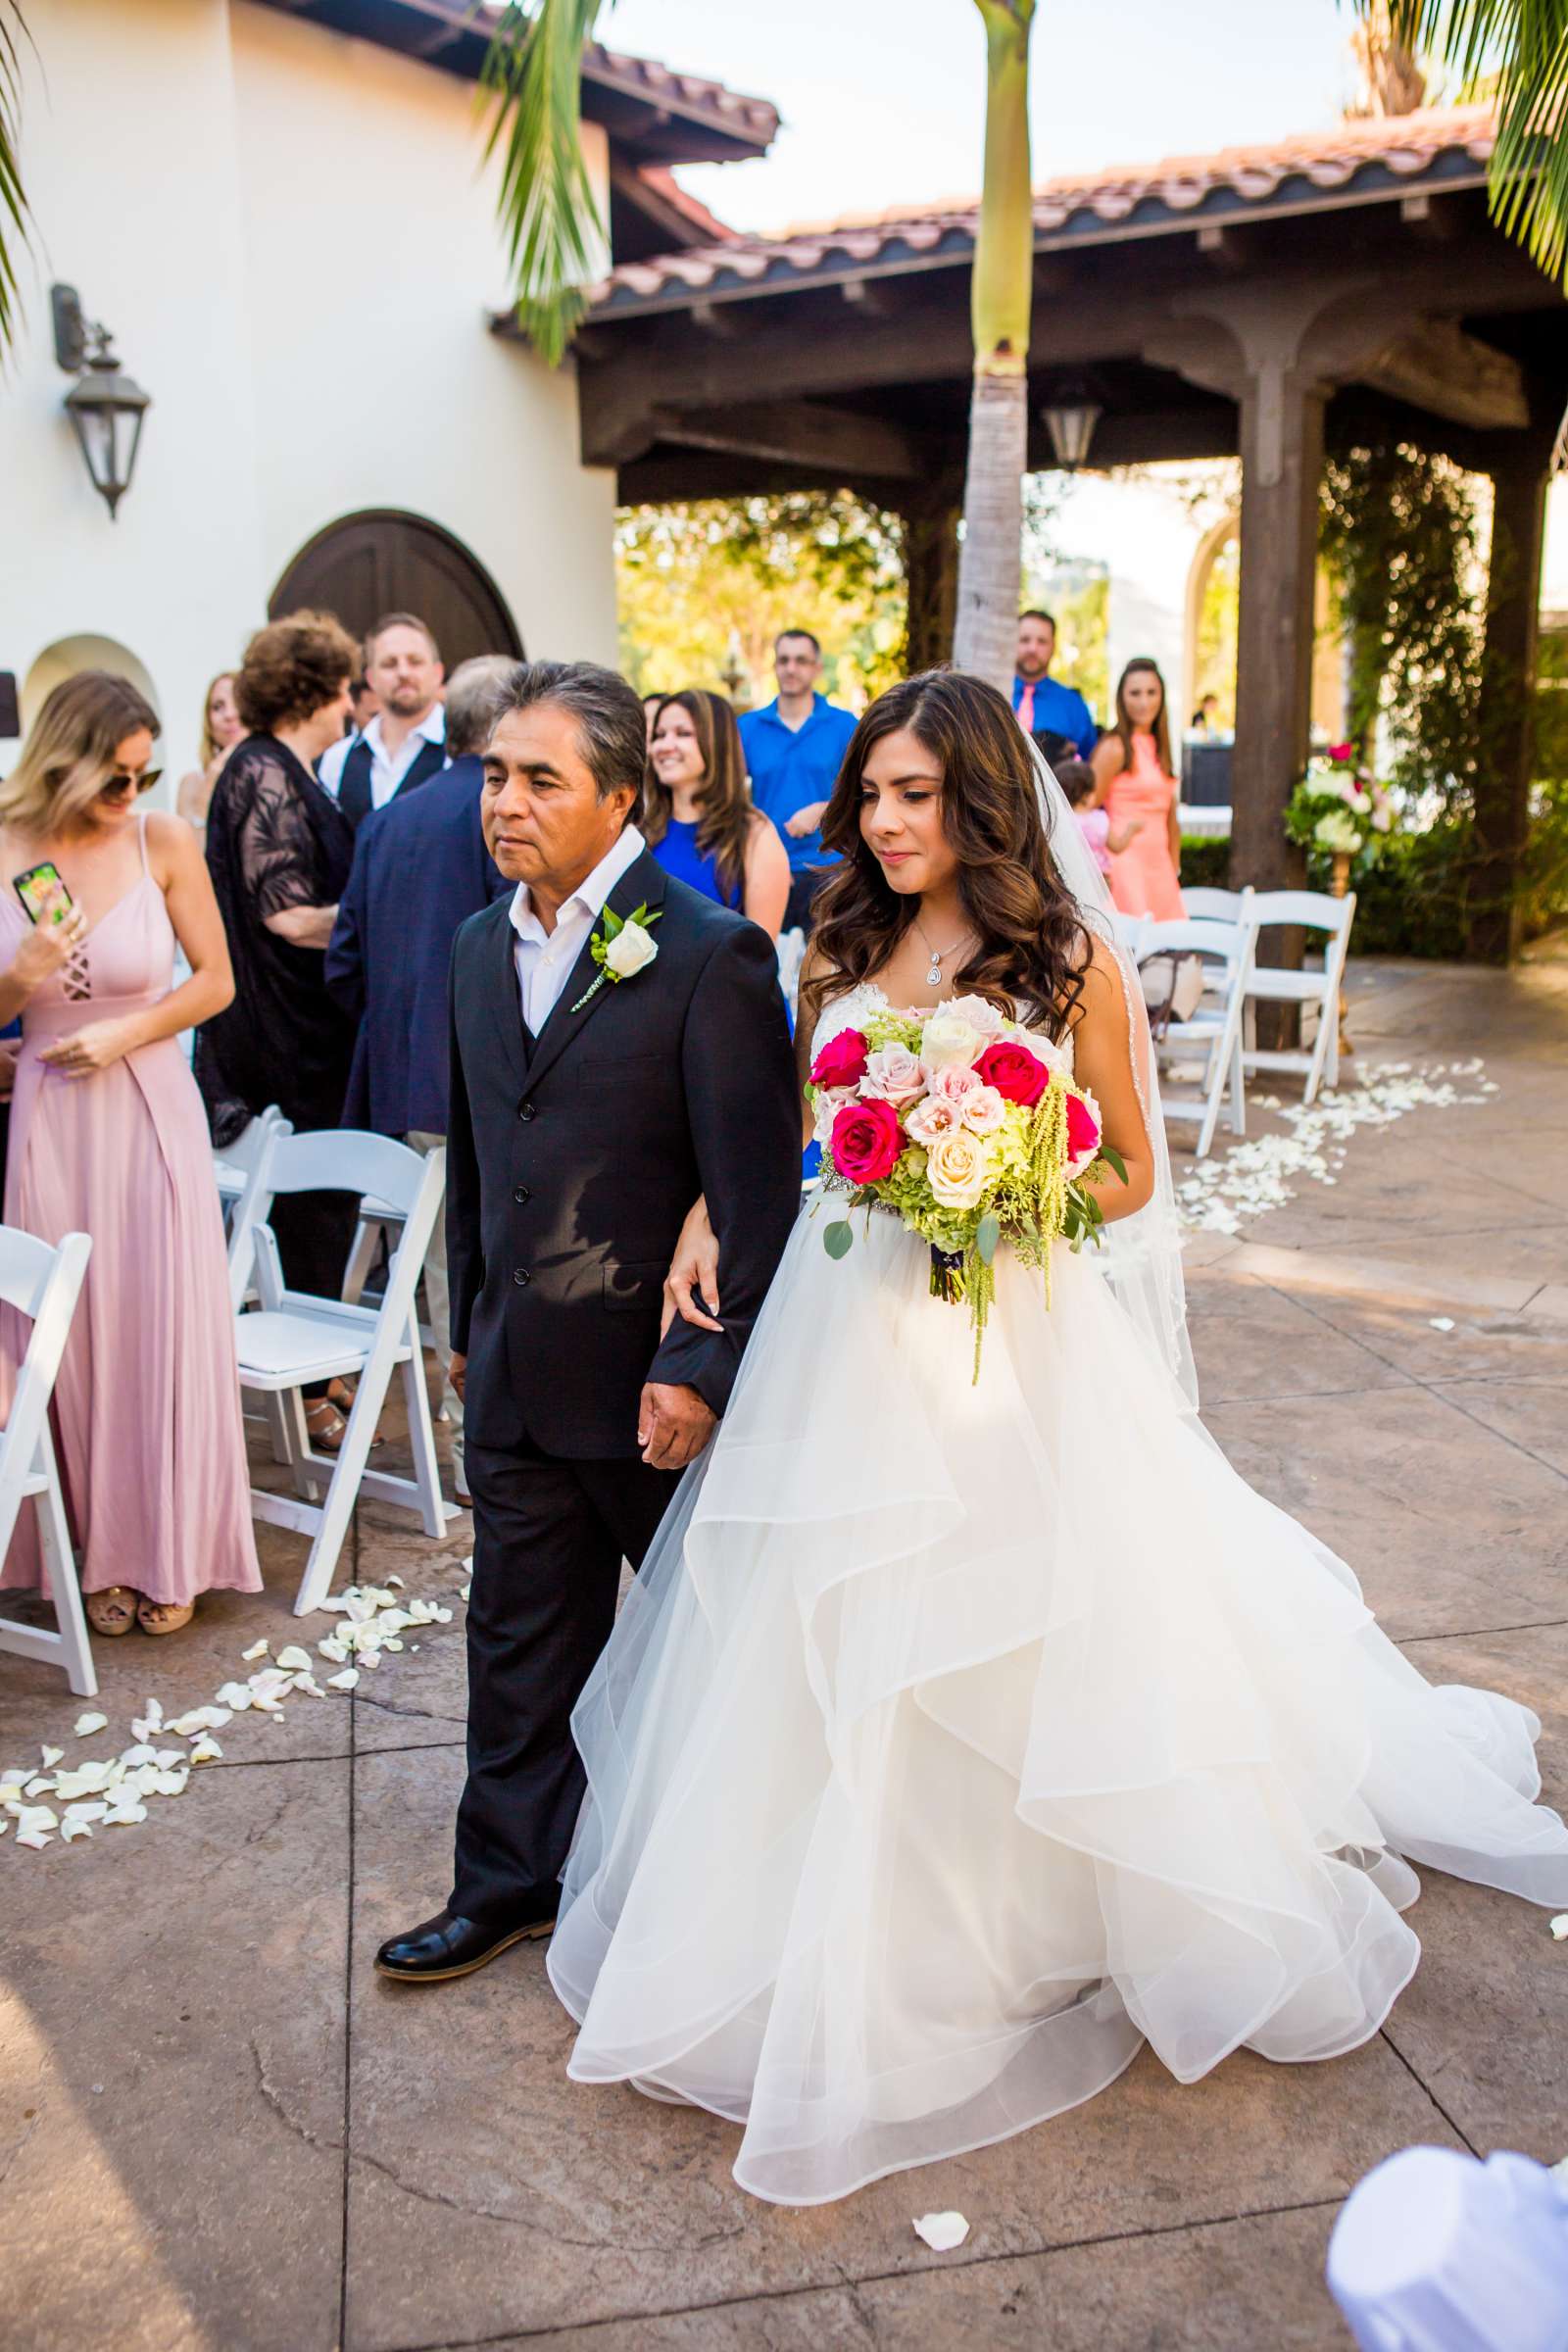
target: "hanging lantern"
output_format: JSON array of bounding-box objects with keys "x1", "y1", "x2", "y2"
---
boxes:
[
  {"x1": 53, "y1": 286, "x2": 152, "y2": 520},
  {"x1": 1041, "y1": 390, "x2": 1102, "y2": 473}
]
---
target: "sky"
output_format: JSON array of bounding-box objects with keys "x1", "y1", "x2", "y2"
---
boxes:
[{"x1": 606, "y1": 0, "x2": 1368, "y2": 234}]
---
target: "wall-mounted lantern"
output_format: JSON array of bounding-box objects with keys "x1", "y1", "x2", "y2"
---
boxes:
[{"x1": 51, "y1": 284, "x2": 151, "y2": 521}]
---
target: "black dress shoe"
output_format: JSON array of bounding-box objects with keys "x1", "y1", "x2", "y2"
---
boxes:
[{"x1": 374, "y1": 1908, "x2": 555, "y2": 1984}]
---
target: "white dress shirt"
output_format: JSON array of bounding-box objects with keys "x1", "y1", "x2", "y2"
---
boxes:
[
  {"x1": 318, "y1": 703, "x2": 447, "y2": 811},
  {"x1": 510, "y1": 825, "x2": 647, "y2": 1035}
]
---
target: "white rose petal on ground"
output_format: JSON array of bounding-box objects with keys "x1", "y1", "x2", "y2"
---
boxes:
[
  {"x1": 40, "y1": 1744, "x2": 63, "y2": 1769},
  {"x1": 59, "y1": 1817, "x2": 93, "y2": 1842},
  {"x1": 187, "y1": 1737, "x2": 223, "y2": 1766},
  {"x1": 73, "y1": 1711, "x2": 108, "y2": 1739},
  {"x1": 913, "y1": 2212, "x2": 970, "y2": 2252},
  {"x1": 166, "y1": 1705, "x2": 231, "y2": 1738},
  {"x1": 64, "y1": 1800, "x2": 108, "y2": 1825},
  {"x1": 1551, "y1": 1915, "x2": 1568, "y2": 1940},
  {"x1": 1429, "y1": 1317, "x2": 1456, "y2": 1333},
  {"x1": 241, "y1": 1640, "x2": 270, "y2": 1662},
  {"x1": 16, "y1": 1826, "x2": 53, "y2": 1849},
  {"x1": 215, "y1": 1683, "x2": 255, "y2": 1711},
  {"x1": 274, "y1": 1645, "x2": 313, "y2": 1673},
  {"x1": 325, "y1": 1668, "x2": 359, "y2": 1690},
  {"x1": 102, "y1": 1798, "x2": 148, "y2": 1828},
  {"x1": 130, "y1": 1698, "x2": 164, "y2": 1741}
]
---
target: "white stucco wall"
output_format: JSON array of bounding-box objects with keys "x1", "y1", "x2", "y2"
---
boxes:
[{"x1": 1, "y1": 0, "x2": 618, "y2": 779}]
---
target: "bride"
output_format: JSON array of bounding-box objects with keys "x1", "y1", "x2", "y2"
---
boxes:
[{"x1": 546, "y1": 669, "x2": 1568, "y2": 2207}]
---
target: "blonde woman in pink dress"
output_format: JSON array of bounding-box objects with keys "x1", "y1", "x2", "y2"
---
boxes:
[
  {"x1": 1091, "y1": 659, "x2": 1185, "y2": 920},
  {"x1": 0, "y1": 672, "x2": 260, "y2": 1637}
]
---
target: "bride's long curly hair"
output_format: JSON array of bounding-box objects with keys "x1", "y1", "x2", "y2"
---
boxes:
[{"x1": 802, "y1": 669, "x2": 1094, "y2": 1043}]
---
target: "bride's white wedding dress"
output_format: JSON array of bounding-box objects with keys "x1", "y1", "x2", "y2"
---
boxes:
[{"x1": 547, "y1": 983, "x2": 1568, "y2": 2207}]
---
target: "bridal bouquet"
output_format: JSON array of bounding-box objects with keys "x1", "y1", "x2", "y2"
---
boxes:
[{"x1": 807, "y1": 995, "x2": 1125, "y2": 1376}]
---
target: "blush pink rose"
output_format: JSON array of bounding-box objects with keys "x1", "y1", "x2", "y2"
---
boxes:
[
  {"x1": 810, "y1": 1028, "x2": 869, "y2": 1090},
  {"x1": 861, "y1": 1043, "x2": 926, "y2": 1108},
  {"x1": 975, "y1": 1038, "x2": 1050, "y2": 1108},
  {"x1": 830, "y1": 1098, "x2": 902, "y2": 1185},
  {"x1": 811, "y1": 1083, "x2": 858, "y2": 1147},
  {"x1": 928, "y1": 1062, "x2": 982, "y2": 1110},
  {"x1": 960, "y1": 1084, "x2": 1006, "y2": 1136},
  {"x1": 905, "y1": 1093, "x2": 964, "y2": 1148}
]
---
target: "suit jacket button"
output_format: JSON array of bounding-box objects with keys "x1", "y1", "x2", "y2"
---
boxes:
[
  {"x1": 517, "y1": 1100, "x2": 536, "y2": 1121},
  {"x1": 513, "y1": 1185, "x2": 530, "y2": 1205},
  {"x1": 512, "y1": 1267, "x2": 530, "y2": 1287}
]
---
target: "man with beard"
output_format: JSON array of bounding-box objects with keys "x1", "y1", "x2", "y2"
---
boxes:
[{"x1": 319, "y1": 612, "x2": 447, "y2": 829}]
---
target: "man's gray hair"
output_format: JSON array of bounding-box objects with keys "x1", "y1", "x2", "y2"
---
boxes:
[
  {"x1": 444, "y1": 656, "x2": 519, "y2": 760},
  {"x1": 489, "y1": 661, "x2": 646, "y2": 816}
]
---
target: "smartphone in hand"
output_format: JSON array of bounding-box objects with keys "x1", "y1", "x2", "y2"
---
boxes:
[{"x1": 13, "y1": 862, "x2": 74, "y2": 926}]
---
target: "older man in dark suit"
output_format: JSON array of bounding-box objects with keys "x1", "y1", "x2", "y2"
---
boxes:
[
  {"x1": 375, "y1": 660, "x2": 801, "y2": 1984},
  {"x1": 325, "y1": 656, "x2": 515, "y2": 1498}
]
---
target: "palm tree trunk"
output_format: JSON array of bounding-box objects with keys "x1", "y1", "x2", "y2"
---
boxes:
[{"x1": 952, "y1": 0, "x2": 1035, "y2": 688}]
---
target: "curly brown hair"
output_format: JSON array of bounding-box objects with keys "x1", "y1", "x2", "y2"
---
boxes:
[
  {"x1": 802, "y1": 669, "x2": 1094, "y2": 1044},
  {"x1": 234, "y1": 611, "x2": 359, "y2": 735},
  {"x1": 642, "y1": 689, "x2": 759, "y2": 903}
]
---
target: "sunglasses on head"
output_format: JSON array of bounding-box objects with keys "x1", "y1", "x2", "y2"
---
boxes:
[{"x1": 100, "y1": 768, "x2": 163, "y2": 800}]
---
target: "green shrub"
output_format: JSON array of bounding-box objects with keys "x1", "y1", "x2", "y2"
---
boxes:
[{"x1": 1179, "y1": 836, "x2": 1231, "y2": 890}]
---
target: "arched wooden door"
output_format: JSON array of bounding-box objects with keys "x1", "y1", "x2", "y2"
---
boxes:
[{"x1": 270, "y1": 511, "x2": 523, "y2": 670}]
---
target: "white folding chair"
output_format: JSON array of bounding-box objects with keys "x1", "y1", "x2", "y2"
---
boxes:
[
  {"x1": 1109, "y1": 909, "x2": 1150, "y2": 956},
  {"x1": 231, "y1": 1132, "x2": 457, "y2": 1614},
  {"x1": 1182, "y1": 885, "x2": 1255, "y2": 925},
  {"x1": 1243, "y1": 889, "x2": 1357, "y2": 1105},
  {"x1": 217, "y1": 1108, "x2": 292, "y2": 1314},
  {"x1": 0, "y1": 1227, "x2": 96, "y2": 1694},
  {"x1": 1142, "y1": 910, "x2": 1257, "y2": 1160}
]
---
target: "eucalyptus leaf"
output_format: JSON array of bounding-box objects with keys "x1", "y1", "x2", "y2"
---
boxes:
[
  {"x1": 976, "y1": 1212, "x2": 1001, "y2": 1265},
  {"x1": 1102, "y1": 1144, "x2": 1128, "y2": 1185},
  {"x1": 822, "y1": 1220, "x2": 855, "y2": 1261}
]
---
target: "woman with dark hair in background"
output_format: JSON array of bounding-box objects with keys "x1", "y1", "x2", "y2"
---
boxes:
[
  {"x1": 644, "y1": 689, "x2": 789, "y2": 936},
  {"x1": 197, "y1": 610, "x2": 361, "y2": 1451},
  {"x1": 0, "y1": 670, "x2": 258, "y2": 1636},
  {"x1": 1091, "y1": 658, "x2": 1185, "y2": 920}
]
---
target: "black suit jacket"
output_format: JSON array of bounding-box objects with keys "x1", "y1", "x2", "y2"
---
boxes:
[{"x1": 446, "y1": 847, "x2": 800, "y2": 1458}]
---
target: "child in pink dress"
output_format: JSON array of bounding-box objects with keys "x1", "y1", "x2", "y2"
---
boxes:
[{"x1": 1054, "y1": 758, "x2": 1143, "y2": 876}]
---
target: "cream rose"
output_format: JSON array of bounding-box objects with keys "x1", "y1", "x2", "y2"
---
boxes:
[
  {"x1": 919, "y1": 1007, "x2": 984, "y2": 1073},
  {"x1": 925, "y1": 1127, "x2": 994, "y2": 1210},
  {"x1": 861, "y1": 1043, "x2": 926, "y2": 1108},
  {"x1": 604, "y1": 920, "x2": 659, "y2": 979},
  {"x1": 945, "y1": 994, "x2": 1005, "y2": 1041}
]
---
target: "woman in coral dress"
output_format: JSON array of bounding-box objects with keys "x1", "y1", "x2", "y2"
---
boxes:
[
  {"x1": 1092, "y1": 659, "x2": 1185, "y2": 920},
  {"x1": 0, "y1": 672, "x2": 260, "y2": 1637}
]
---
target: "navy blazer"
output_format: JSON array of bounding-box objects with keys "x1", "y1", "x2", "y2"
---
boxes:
[{"x1": 325, "y1": 754, "x2": 507, "y2": 1137}]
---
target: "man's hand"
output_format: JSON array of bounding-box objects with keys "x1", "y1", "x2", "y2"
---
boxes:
[
  {"x1": 784, "y1": 799, "x2": 828, "y2": 840},
  {"x1": 448, "y1": 1351, "x2": 466, "y2": 1402},
  {"x1": 637, "y1": 1381, "x2": 716, "y2": 1472}
]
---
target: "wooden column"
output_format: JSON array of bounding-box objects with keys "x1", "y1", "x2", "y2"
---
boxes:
[
  {"x1": 900, "y1": 482, "x2": 962, "y2": 673},
  {"x1": 1230, "y1": 368, "x2": 1324, "y2": 892},
  {"x1": 1468, "y1": 424, "x2": 1553, "y2": 963}
]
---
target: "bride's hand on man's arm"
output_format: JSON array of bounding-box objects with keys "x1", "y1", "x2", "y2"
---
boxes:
[{"x1": 662, "y1": 1195, "x2": 722, "y2": 1337}]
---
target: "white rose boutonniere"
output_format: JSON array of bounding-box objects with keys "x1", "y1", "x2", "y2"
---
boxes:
[{"x1": 570, "y1": 903, "x2": 662, "y2": 1013}]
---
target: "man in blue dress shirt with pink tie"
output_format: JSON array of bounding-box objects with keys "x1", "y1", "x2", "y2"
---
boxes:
[
  {"x1": 1010, "y1": 610, "x2": 1098, "y2": 758},
  {"x1": 738, "y1": 630, "x2": 858, "y2": 936}
]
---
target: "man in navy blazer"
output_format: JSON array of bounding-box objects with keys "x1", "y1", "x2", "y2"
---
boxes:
[{"x1": 325, "y1": 656, "x2": 515, "y2": 1497}]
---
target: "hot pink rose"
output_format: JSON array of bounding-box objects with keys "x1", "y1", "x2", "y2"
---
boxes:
[
  {"x1": 810, "y1": 1028, "x2": 869, "y2": 1091},
  {"x1": 1064, "y1": 1088, "x2": 1101, "y2": 1162},
  {"x1": 830, "y1": 1098, "x2": 903, "y2": 1185},
  {"x1": 975, "y1": 1038, "x2": 1050, "y2": 1108},
  {"x1": 1327, "y1": 741, "x2": 1353, "y2": 764}
]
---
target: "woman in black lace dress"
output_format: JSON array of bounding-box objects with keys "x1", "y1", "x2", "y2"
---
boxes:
[{"x1": 197, "y1": 611, "x2": 360, "y2": 1447}]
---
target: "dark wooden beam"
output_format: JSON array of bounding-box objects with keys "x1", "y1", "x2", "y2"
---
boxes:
[
  {"x1": 1197, "y1": 223, "x2": 1248, "y2": 273},
  {"x1": 691, "y1": 300, "x2": 744, "y2": 340},
  {"x1": 616, "y1": 449, "x2": 906, "y2": 505},
  {"x1": 1029, "y1": 403, "x2": 1236, "y2": 470},
  {"x1": 651, "y1": 399, "x2": 927, "y2": 481},
  {"x1": 1359, "y1": 318, "x2": 1531, "y2": 433},
  {"x1": 1469, "y1": 420, "x2": 1557, "y2": 961}
]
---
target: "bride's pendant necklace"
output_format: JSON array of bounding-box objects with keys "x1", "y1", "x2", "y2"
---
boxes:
[{"x1": 916, "y1": 918, "x2": 966, "y2": 992}]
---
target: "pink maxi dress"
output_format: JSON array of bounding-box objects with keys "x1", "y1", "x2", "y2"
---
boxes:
[
  {"x1": 1104, "y1": 733, "x2": 1186, "y2": 920},
  {"x1": 0, "y1": 815, "x2": 261, "y2": 1605}
]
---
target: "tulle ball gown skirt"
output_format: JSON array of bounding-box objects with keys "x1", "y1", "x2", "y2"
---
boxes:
[{"x1": 547, "y1": 1213, "x2": 1568, "y2": 2206}]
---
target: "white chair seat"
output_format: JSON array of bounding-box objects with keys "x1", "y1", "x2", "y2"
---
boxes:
[
  {"x1": 1248, "y1": 966, "x2": 1333, "y2": 1002},
  {"x1": 233, "y1": 1307, "x2": 413, "y2": 1389}
]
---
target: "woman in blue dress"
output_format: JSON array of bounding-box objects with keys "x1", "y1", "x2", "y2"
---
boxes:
[{"x1": 645, "y1": 691, "x2": 790, "y2": 935}]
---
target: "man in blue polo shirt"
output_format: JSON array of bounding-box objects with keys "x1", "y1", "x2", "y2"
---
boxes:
[
  {"x1": 739, "y1": 630, "x2": 858, "y2": 934},
  {"x1": 1012, "y1": 610, "x2": 1098, "y2": 759}
]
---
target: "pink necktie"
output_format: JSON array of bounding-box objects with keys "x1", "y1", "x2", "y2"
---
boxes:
[{"x1": 1017, "y1": 682, "x2": 1035, "y2": 731}]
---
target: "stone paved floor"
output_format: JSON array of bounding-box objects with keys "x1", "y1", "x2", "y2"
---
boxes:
[{"x1": 3, "y1": 951, "x2": 1567, "y2": 2351}]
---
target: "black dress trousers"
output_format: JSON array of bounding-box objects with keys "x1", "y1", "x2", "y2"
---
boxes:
[{"x1": 450, "y1": 1433, "x2": 680, "y2": 1927}]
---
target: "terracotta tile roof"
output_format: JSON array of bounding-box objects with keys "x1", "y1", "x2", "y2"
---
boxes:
[
  {"x1": 628, "y1": 167, "x2": 744, "y2": 249},
  {"x1": 588, "y1": 103, "x2": 1495, "y2": 313},
  {"x1": 582, "y1": 39, "x2": 779, "y2": 148}
]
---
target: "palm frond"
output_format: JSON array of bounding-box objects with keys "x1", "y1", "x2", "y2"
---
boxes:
[
  {"x1": 0, "y1": 3, "x2": 34, "y2": 355},
  {"x1": 1369, "y1": 1, "x2": 1568, "y2": 283},
  {"x1": 482, "y1": 0, "x2": 611, "y2": 368}
]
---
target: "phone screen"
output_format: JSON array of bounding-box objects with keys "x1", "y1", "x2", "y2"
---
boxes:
[{"x1": 13, "y1": 862, "x2": 74, "y2": 927}]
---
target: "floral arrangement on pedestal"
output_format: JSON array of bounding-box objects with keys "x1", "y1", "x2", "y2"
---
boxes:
[{"x1": 1287, "y1": 744, "x2": 1396, "y2": 860}]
